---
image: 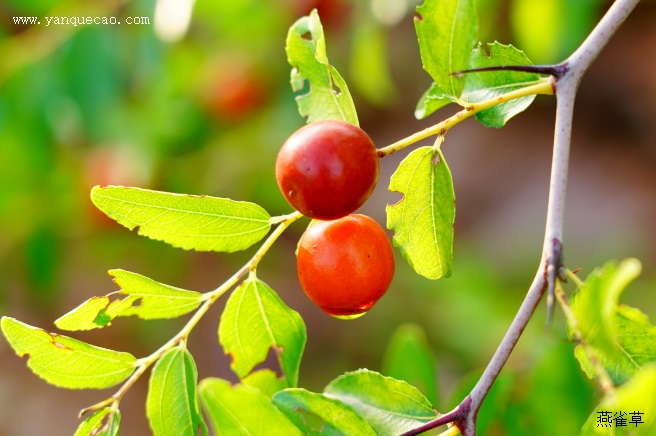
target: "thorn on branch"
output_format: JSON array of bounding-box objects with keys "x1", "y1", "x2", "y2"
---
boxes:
[
  {"x1": 450, "y1": 62, "x2": 570, "y2": 79},
  {"x1": 544, "y1": 238, "x2": 564, "y2": 328}
]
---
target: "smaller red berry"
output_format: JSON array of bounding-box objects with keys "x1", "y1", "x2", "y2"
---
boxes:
[{"x1": 296, "y1": 214, "x2": 395, "y2": 319}]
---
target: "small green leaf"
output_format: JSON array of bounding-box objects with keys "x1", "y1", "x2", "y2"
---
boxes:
[
  {"x1": 415, "y1": 0, "x2": 478, "y2": 97},
  {"x1": 219, "y1": 278, "x2": 306, "y2": 387},
  {"x1": 1, "y1": 317, "x2": 136, "y2": 389},
  {"x1": 462, "y1": 43, "x2": 541, "y2": 128},
  {"x1": 74, "y1": 408, "x2": 121, "y2": 436},
  {"x1": 147, "y1": 347, "x2": 207, "y2": 436},
  {"x1": 382, "y1": 323, "x2": 438, "y2": 405},
  {"x1": 571, "y1": 259, "x2": 642, "y2": 361},
  {"x1": 243, "y1": 369, "x2": 288, "y2": 398},
  {"x1": 199, "y1": 378, "x2": 302, "y2": 436},
  {"x1": 90, "y1": 186, "x2": 271, "y2": 253},
  {"x1": 56, "y1": 269, "x2": 203, "y2": 331},
  {"x1": 415, "y1": 82, "x2": 452, "y2": 120},
  {"x1": 324, "y1": 369, "x2": 438, "y2": 435},
  {"x1": 286, "y1": 9, "x2": 359, "y2": 125},
  {"x1": 387, "y1": 147, "x2": 456, "y2": 280},
  {"x1": 273, "y1": 388, "x2": 376, "y2": 436},
  {"x1": 580, "y1": 364, "x2": 656, "y2": 435}
]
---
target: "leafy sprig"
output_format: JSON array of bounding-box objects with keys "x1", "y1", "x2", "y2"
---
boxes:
[{"x1": 1, "y1": 1, "x2": 649, "y2": 435}]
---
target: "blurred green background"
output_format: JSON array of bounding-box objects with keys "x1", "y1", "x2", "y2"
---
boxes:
[{"x1": 1, "y1": 0, "x2": 655, "y2": 434}]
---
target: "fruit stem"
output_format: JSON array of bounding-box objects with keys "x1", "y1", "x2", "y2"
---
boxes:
[{"x1": 376, "y1": 79, "x2": 554, "y2": 158}]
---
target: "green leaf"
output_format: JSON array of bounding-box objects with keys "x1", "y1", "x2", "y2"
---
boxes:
[
  {"x1": 273, "y1": 388, "x2": 376, "y2": 436},
  {"x1": 285, "y1": 9, "x2": 359, "y2": 125},
  {"x1": 461, "y1": 43, "x2": 541, "y2": 128},
  {"x1": 415, "y1": 0, "x2": 478, "y2": 97},
  {"x1": 1, "y1": 317, "x2": 136, "y2": 389},
  {"x1": 199, "y1": 378, "x2": 302, "y2": 436},
  {"x1": 415, "y1": 82, "x2": 452, "y2": 120},
  {"x1": 243, "y1": 369, "x2": 288, "y2": 398},
  {"x1": 571, "y1": 259, "x2": 642, "y2": 362},
  {"x1": 74, "y1": 408, "x2": 121, "y2": 436},
  {"x1": 324, "y1": 369, "x2": 438, "y2": 435},
  {"x1": 575, "y1": 306, "x2": 656, "y2": 386},
  {"x1": 56, "y1": 269, "x2": 203, "y2": 331},
  {"x1": 382, "y1": 323, "x2": 438, "y2": 405},
  {"x1": 219, "y1": 278, "x2": 307, "y2": 387},
  {"x1": 386, "y1": 146, "x2": 456, "y2": 280},
  {"x1": 580, "y1": 364, "x2": 656, "y2": 435},
  {"x1": 90, "y1": 186, "x2": 271, "y2": 253},
  {"x1": 147, "y1": 347, "x2": 207, "y2": 436}
]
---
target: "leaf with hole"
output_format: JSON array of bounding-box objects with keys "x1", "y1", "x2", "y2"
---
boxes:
[
  {"x1": 1, "y1": 317, "x2": 136, "y2": 389},
  {"x1": 90, "y1": 186, "x2": 271, "y2": 253},
  {"x1": 55, "y1": 269, "x2": 203, "y2": 331},
  {"x1": 286, "y1": 9, "x2": 358, "y2": 125},
  {"x1": 74, "y1": 408, "x2": 120, "y2": 436},
  {"x1": 415, "y1": 0, "x2": 477, "y2": 98},
  {"x1": 462, "y1": 42, "x2": 542, "y2": 128},
  {"x1": 199, "y1": 378, "x2": 302, "y2": 436},
  {"x1": 273, "y1": 388, "x2": 376, "y2": 436},
  {"x1": 146, "y1": 347, "x2": 207, "y2": 436},
  {"x1": 387, "y1": 146, "x2": 455, "y2": 280},
  {"x1": 219, "y1": 278, "x2": 306, "y2": 387},
  {"x1": 324, "y1": 369, "x2": 438, "y2": 435}
]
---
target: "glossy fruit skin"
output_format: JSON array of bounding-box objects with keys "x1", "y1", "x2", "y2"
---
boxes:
[
  {"x1": 276, "y1": 120, "x2": 378, "y2": 220},
  {"x1": 297, "y1": 214, "x2": 395, "y2": 318}
]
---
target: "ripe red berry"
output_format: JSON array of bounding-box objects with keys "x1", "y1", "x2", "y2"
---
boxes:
[
  {"x1": 296, "y1": 214, "x2": 395, "y2": 319},
  {"x1": 275, "y1": 120, "x2": 378, "y2": 220}
]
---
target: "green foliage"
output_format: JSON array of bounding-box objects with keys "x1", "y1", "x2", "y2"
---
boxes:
[
  {"x1": 580, "y1": 364, "x2": 656, "y2": 435},
  {"x1": 415, "y1": 0, "x2": 478, "y2": 100},
  {"x1": 2, "y1": 2, "x2": 652, "y2": 436},
  {"x1": 146, "y1": 347, "x2": 207, "y2": 436},
  {"x1": 272, "y1": 388, "x2": 376, "y2": 436},
  {"x1": 324, "y1": 369, "x2": 438, "y2": 435},
  {"x1": 285, "y1": 9, "x2": 359, "y2": 125},
  {"x1": 55, "y1": 269, "x2": 203, "y2": 331},
  {"x1": 219, "y1": 278, "x2": 307, "y2": 387},
  {"x1": 574, "y1": 304, "x2": 656, "y2": 386},
  {"x1": 571, "y1": 259, "x2": 653, "y2": 378},
  {"x1": 415, "y1": 82, "x2": 453, "y2": 120},
  {"x1": 199, "y1": 378, "x2": 302, "y2": 436},
  {"x1": 90, "y1": 186, "x2": 272, "y2": 253},
  {"x1": 387, "y1": 147, "x2": 456, "y2": 279},
  {"x1": 382, "y1": 323, "x2": 438, "y2": 405},
  {"x1": 243, "y1": 369, "x2": 288, "y2": 399},
  {"x1": 570, "y1": 259, "x2": 656, "y2": 385},
  {"x1": 74, "y1": 408, "x2": 121, "y2": 436},
  {"x1": 462, "y1": 43, "x2": 540, "y2": 128},
  {"x1": 1, "y1": 317, "x2": 136, "y2": 389}
]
